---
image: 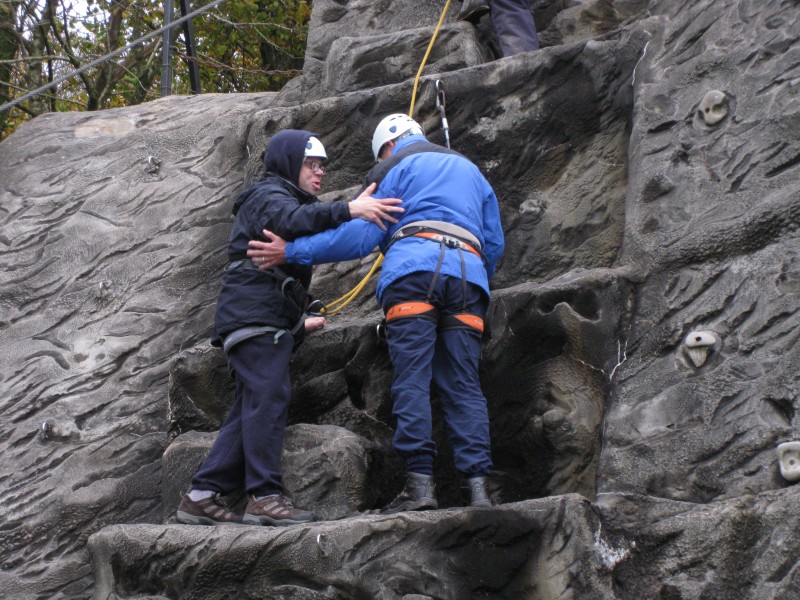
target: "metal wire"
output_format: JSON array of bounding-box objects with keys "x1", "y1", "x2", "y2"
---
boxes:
[{"x1": 0, "y1": 0, "x2": 228, "y2": 114}]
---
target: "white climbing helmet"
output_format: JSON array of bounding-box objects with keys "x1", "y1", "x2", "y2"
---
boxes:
[
  {"x1": 304, "y1": 136, "x2": 327, "y2": 159},
  {"x1": 371, "y1": 114, "x2": 424, "y2": 161}
]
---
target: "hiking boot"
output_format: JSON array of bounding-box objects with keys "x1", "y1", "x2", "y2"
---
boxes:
[
  {"x1": 176, "y1": 493, "x2": 241, "y2": 525},
  {"x1": 242, "y1": 495, "x2": 316, "y2": 526},
  {"x1": 457, "y1": 0, "x2": 490, "y2": 23},
  {"x1": 382, "y1": 472, "x2": 438, "y2": 514},
  {"x1": 462, "y1": 476, "x2": 494, "y2": 507}
]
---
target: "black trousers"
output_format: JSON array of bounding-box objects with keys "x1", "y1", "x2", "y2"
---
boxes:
[{"x1": 192, "y1": 332, "x2": 294, "y2": 497}]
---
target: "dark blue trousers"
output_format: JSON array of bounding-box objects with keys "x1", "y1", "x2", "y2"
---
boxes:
[
  {"x1": 491, "y1": 0, "x2": 539, "y2": 56},
  {"x1": 381, "y1": 272, "x2": 493, "y2": 478},
  {"x1": 192, "y1": 332, "x2": 294, "y2": 496}
]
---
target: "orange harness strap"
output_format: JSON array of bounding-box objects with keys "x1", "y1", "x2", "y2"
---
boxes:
[
  {"x1": 411, "y1": 231, "x2": 482, "y2": 259},
  {"x1": 386, "y1": 301, "x2": 437, "y2": 321},
  {"x1": 452, "y1": 313, "x2": 484, "y2": 332},
  {"x1": 441, "y1": 313, "x2": 485, "y2": 333},
  {"x1": 385, "y1": 303, "x2": 484, "y2": 333}
]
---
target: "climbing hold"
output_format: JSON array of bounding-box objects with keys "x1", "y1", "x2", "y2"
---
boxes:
[
  {"x1": 146, "y1": 156, "x2": 162, "y2": 174},
  {"x1": 777, "y1": 442, "x2": 800, "y2": 482},
  {"x1": 698, "y1": 90, "x2": 728, "y2": 126},
  {"x1": 684, "y1": 330, "x2": 718, "y2": 367}
]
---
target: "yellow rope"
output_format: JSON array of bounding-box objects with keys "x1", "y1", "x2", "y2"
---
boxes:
[
  {"x1": 320, "y1": 253, "x2": 384, "y2": 315},
  {"x1": 321, "y1": 0, "x2": 452, "y2": 315},
  {"x1": 409, "y1": 0, "x2": 453, "y2": 118}
]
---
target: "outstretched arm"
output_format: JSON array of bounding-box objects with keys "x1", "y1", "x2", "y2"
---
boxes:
[{"x1": 249, "y1": 215, "x2": 386, "y2": 269}]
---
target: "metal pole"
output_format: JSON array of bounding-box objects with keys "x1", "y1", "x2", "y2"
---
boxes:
[
  {"x1": 179, "y1": 0, "x2": 201, "y2": 94},
  {"x1": 1, "y1": 0, "x2": 226, "y2": 114},
  {"x1": 161, "y1": 0, "x2": 175, "y2": 96}
]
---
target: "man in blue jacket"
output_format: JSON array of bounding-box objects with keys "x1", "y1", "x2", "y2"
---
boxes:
[
  {"x1": 177, "y1": 129, "x2": 403, "y2": 526},
  {"x1": 248, "y1": 114, "x2": 505, "y2": 512}
]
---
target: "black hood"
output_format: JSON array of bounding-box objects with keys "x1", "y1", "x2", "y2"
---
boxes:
[{"x1": 262, "y1": 129, "x2": 318, "y2": 186}]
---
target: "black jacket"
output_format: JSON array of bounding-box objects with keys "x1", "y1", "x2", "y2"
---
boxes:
[{"x1": 212, "y1": 130, "x2": 351, "y2": 347}]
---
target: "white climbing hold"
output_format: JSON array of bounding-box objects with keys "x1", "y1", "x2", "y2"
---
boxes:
[
  {"x1": 684, "y1": 330, "x2": 718, "y2": 367},
  {"x1": 698, "y1": 90, "x2": 728, "y2": 126},
  {"x1": 777, "y1": 442, "x2": 800, "y2": 482}
]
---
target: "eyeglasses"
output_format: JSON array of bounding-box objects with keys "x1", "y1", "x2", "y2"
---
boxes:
[{"x1": 303, "y1": 159, "x2": 326, "y2": 174}]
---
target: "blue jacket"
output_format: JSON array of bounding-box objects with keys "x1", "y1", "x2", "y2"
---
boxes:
[
  {"x1": 285, "y1": 135, "x2": 504, "y2": 302},
  {"x1": 212, "y1": 130, "x2": 352, "y2": 346}
]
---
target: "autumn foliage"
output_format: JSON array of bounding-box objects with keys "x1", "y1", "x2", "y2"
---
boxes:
[{"x1": 0, "y1": 0, "x2": 311, "y2": 139}]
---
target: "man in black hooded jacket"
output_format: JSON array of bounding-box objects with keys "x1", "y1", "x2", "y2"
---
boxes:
[{"x1": 176, "y1": 129, "x2": 402, "y2": 526}]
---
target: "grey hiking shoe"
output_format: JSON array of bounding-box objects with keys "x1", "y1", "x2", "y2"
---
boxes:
[
  {"x1": 457, "y1": 0, "x2": 490, "y2": 23},
  {"x1": 382, "y1": 472, "x2": 438, "y2": 514},
  {"x1": 176, "y1": 493, "x2": 241, "y2": 525},
  {"x1": 242, "y1": 495, "x2": 316, "y2": 526},
  {"x1": 462, "y1": 476, "x2": 494, "y2": 507}
]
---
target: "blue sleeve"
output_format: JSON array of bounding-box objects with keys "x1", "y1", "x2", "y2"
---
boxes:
[
  {"x1": 481, "y1": 182, "x2": 504, "y2": 279},
  {"x1": 286, "y1": 217, "x2": 388, "y2": 265}
]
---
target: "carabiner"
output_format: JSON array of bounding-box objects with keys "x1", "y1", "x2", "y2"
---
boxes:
[
  {"x1": 436, "y1": 80, "x2": 446, "y2": 113},
  {"x1": 435, "y1": 80, "x2": 450, "y2": 149},
  {"x1": 307, "y1": 299, "x2": 327, "y2": 316}
]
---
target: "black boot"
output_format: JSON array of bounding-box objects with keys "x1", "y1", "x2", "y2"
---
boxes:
[
  {"x1": 457, "y1": 0, "x2": 490, "y2": 23},
  {"x1": 382, "y1": 472, "x2": 438, "y2": 514},
  {"x1": 462, "y1": 476, "x2": 493, "y2": 507}
]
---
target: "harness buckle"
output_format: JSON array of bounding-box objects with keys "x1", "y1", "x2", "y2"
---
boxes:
[{"x1": 444, "y1": 238, "x2": 460, "y2": 250}]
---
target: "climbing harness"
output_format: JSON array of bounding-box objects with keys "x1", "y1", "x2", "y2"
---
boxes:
[
  {"x1": 436, "y1": 80, "x2": 450, "y2": 149},
  {"x1": 382, "y1": 297, "x2": 484, "y2": 332},
  {"x1": 382, "y1": 220, "x2": 486, "y2": 335},
  {"x1": 390, "y1": 221, "x2": 483, "y2": 259},
  {"x1": 223, "y1": 324, "x2": 289, "y2": 354},
  {"x1": 386, "y1": 301, "x2": 438, "y2": 322},
  {"x1": 387, "y1": 220, "x2": 484, "y2": 261},
  {"x1": 223, "y1": 259, "x2": 307, "y2": 350}
]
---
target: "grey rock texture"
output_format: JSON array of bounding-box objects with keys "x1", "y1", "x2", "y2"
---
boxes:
[
  {"x1": 596, "y1": 489, "x2": 800, "y2": 599},
  {"x1": 0, "y1": 0, "x2": 799, "y2": 598},
  {"x1": 162, "y1": 425, "x2": 387, "y2": 522},
  {"x1": 0, "y1": 92, "x2": 275, "y2": 599},
  {"x1": 601, "y1": 0, "x2": 800, "y2": 506},
  {"x1": 89, "y1": 495, "x2": 614, "y2": 600}
]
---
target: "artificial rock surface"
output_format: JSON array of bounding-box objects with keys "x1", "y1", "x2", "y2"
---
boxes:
[
  {"x1": 1, "y1": 0, "x2": 799, "y2": 599},
  {"x1": 89, "y1": 495, "x2": 614, "y2": 600}
]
